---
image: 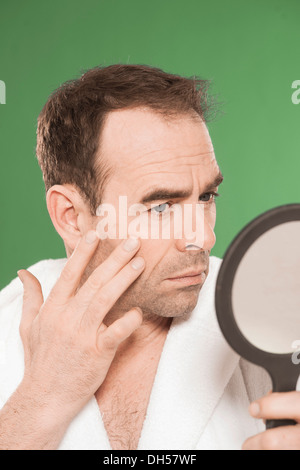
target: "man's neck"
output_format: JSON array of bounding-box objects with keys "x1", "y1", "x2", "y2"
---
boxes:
[
  {"x1": 108, "y1": 313, "x2": 172, "y2": 364},
  {"x1": 95, "y1": 313, "x2": 172, "y2": 450},
  {"x1": 95, "y1": 313, "x2": 172, "y2": 399}
]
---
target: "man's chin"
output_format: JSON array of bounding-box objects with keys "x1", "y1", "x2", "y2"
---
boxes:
[
  {"x1": 112, "y1": 273, "x2": 205, "y2": 321},
  {"x1": 152, "y1": 285, "x2": 202, "y2": 319}
]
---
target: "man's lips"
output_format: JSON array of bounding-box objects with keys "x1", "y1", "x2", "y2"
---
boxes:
[
  {"x1": 165, "y1": 268, "x2": 207, "y2": 285},
  {"x1": 167, "y1": 268, "x2": 207, "y2": 279}
]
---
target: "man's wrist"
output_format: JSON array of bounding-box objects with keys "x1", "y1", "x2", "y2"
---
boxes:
[{"x1": 0, "y1": 380, "x2": 76, "y2": 450}]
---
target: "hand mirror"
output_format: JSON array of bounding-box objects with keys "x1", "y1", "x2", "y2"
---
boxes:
[{"x1": 215, "y1": 204, "x2": 300, "y2": 429}]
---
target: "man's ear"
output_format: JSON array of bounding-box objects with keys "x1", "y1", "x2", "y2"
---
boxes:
[{"x1": 46, "y1": 184, "x2": 93, "y2": 251}]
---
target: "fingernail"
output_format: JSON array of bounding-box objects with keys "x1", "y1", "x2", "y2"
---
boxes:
[
  {"x1": 249, "y1": 402, "x2": 260, "y2": 417},
  {"x1": 85, "y1": 230, "x2": 98, "y2": 244},
  {"x1": 131, "y1": 257, "x2": 145, "y2": 270},
  {"x1": 123, "y1": 237, "x2": 139, "y2": 252},
  {"x1": 17, "y1": 270, "x2": 24, "y2": 283}
]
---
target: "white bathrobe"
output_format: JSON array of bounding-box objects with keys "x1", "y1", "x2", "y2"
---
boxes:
[{"x1": 0, "y1": 256, "x2": 271, "y2": 450}]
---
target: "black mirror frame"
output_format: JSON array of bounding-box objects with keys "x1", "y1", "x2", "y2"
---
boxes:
[{"x1": 215, "y1": 203, "x2": 300, "y2": 394}]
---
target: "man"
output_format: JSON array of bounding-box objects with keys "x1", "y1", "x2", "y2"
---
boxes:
[{"x1": 0, "y1": 64, "x2": 299, "y2": 450}]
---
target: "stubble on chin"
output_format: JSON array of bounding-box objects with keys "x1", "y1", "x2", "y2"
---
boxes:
[{"x1": 109, "y1": 271, "x2": 205, "y2": 323}]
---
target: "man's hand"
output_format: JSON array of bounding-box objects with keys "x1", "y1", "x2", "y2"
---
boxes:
[
  {"x1": 243, "y1": 391, "x2": 300, "y2": 450},
  {"x1": 0, "y1": 231, "x2": 145, "y2": 449}
]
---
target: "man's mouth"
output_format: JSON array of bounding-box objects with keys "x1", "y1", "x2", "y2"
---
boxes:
[{"x1": 166, "y1": 268, "x2": 207, "y2": 286}]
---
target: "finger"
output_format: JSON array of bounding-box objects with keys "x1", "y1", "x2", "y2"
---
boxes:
[
  {"x1": 80, "y1": 256, "x2": 145, "y2": 328},
  {"x1": 249, "y1": 392, "x2": 300, "y2": 421},
  {"x1": 49, "y1": 230, "x2": 100, "y2": 302},
  {"x1": 98, "y1": 307, "x2": 143, "y2": 354},
  {"x1": 75, "y1": 237, "x2": 141, "y2": 308},
  {"x1": 242, "y1": 425, "x2": 300, "y2": 450},
  {"x1": 18, "y1": 269, "x2": 44, "y2": 339}
]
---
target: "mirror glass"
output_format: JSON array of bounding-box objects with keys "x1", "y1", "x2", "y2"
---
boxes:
[{"x1": 232, "y1": 221, "x2": 300, "y2": 354}]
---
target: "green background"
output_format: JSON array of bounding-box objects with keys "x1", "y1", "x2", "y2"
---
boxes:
[{"x1": 0, "y1": 0, "x2": 299, "y2": 289}]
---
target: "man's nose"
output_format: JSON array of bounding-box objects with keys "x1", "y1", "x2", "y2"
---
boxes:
[{"x1": 174, "y1": 206, "x2": 216, "y2": 252}]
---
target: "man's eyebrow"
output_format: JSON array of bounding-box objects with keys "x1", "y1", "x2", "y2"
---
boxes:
[
  {"x1": 140, "y1": 171, "x2": 224, "y2": 204},
  {"x1": 204, "y1": 171, "x2": 224, "y2": 192},
  {"x1": 140, "y1": 188, "x2": 191, "y2": 204}
]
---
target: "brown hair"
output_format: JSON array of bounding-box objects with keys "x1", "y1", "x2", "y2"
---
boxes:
[{"x1": 36, "y1": 64, "x2": 215, "y2": 214}]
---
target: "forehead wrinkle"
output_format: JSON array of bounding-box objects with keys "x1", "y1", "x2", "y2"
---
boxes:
[
  {"x1": 139, "y1": 147, "x2": 215, "y2": 163},
  {"x1": 115, "y1": 150, "x2": 216, "y2": 176},
  {"x1": 113, "y1": 153, "x2": 219, "y2": 193},
  {"x1": 136, "y1": 164, "x2": 221, "y2": 201}
]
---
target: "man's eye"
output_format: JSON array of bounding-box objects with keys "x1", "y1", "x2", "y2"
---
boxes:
[
  {"x1": 151, "y1": 202, "x2": 170, "y2": 214},
  {"x1": 199, "y1": 192, "x2": 220, "y2": 203}
]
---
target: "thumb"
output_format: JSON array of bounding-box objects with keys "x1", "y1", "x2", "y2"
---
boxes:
[{"x1": 18, "y1": 269, "x2": 44, "y2": 336}]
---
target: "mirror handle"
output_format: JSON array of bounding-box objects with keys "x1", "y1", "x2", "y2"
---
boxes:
[
  {"x1": 265, "y1": 371, "x2": 299, "y2": 429},
  {"x1": 266, "y1": 418, "x2": 297, "y2": 429}
]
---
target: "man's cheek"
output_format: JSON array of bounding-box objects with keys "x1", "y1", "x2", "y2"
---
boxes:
[
  {"x1": 138, "y1": 239, "x2": 171, "y2": 272},
  {"x1": 205, "y1": 204, "x2": 217, "y2": 231},
  {"x1": 207, "y1": 206, "x2": 217, "y2": 249}
]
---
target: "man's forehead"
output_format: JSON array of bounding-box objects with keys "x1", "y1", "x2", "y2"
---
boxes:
[{"x1": 100, "y1": 107, "x2": 213, "y2": 166}]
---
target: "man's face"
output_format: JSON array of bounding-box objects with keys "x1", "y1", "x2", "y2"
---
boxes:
[{"x1": 87, "y1": 107, "x2": 222, "y2": 320}]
